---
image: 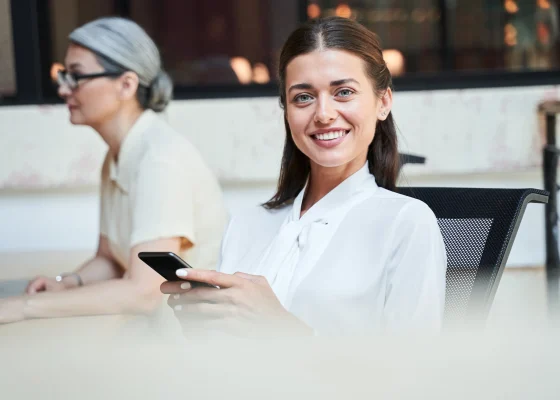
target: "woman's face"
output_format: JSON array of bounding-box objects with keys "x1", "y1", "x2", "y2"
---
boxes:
[
  {"x1": 58, "y1": 44, "x2": 124, "y2": 127},
  {"x1": 285, "y1": 49, "x2": 392, "y2": 173}
]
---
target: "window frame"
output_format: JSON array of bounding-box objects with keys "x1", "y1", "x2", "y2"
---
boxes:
[{"x1": 2, "y1": 0, "x2": 559, "y2": 107}]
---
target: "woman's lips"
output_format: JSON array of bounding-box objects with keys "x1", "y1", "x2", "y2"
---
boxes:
[{"x1": 311, "y1": 130, "x2": 350, "y2": 148}]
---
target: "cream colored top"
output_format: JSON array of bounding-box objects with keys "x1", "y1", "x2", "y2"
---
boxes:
[{"x1": 99, "y1": 110, "x2": 228, "y2": 270}]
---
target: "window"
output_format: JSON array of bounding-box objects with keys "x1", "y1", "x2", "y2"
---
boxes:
[
  {"x1": 49, "y1": 0, "x2": 119, "y2": 70},
  {"x1": 43, "y1": 0, "x2": 300, "y2": 97},
  {"x1": 128, "y1": 0, "x2": 300, "y2": 87},
  {"x1": 2, "y1": 0, "x2": 559, "y2": 105},
  {"x1": 308, "y1": 0, "x2": 560, "y2": 77},
  {"x1": 0, "y1": 0, "x2": 16, "y2": 97}
]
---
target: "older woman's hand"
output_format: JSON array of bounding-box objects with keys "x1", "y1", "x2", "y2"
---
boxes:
[{"x1": 160, "y1": 269, "x2": 312, "y2": 338}]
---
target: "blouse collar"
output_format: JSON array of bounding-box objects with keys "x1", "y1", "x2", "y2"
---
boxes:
[
  {"x1": 108, "y1": 109, "x2": 157, "y2": 192},
  {"x1": 291, "y1": 161, "x2": 378, "y2": 223}
]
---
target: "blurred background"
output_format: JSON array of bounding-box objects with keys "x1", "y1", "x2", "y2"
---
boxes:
[{"x1": 0, "y1": 0, "x2": 559, "y2": 325}]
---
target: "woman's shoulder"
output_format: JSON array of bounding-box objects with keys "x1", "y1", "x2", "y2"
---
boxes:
[
  {"x1": 216, "y1": 204, "x2": 290, "y2": 257},
  {"x1": 226, "y1": 203, "x2": 290, "y2": 235},
  {"x1": 140, "y1": 115, "x2": 204, "y2": 166},
  {"x1": 231, "y1": 203, "x2": 291, "y2": 224},
  {"x1": 361, "y1": 187, "x2": 439, "y2": 226}
]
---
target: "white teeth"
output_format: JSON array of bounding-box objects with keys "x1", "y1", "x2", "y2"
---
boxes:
[{"x1": 314, "y1": 130, "x2": 347, "y2": 140}]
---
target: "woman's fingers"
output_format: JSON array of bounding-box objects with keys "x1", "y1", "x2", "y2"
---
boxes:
[
  {"x1": 167, "y1": 286, "x2": 232, "y2": 308},
  {"x1": 233, "y1": 272, "x2": 269, "y2": 286},
  {"x1": 160, "y1": 280, "x2": 192, "y2": 294},
  {"x1": 175, "y1": 269, "x2": 245, "y2": 289},
  {"x1": 26, "y1": 277, "x2": 47, "y2": 294},
  {"x1": 171, "y1": 300, "x2": 235, "y2": 320}
]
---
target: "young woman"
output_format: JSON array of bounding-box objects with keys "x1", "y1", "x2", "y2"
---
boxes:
[
  {"x1": 0, "y1": 17, "x2": 227, "y2": 324},
  {"x1": 162, "y1": 17, "x2": 447, "y2": 337}
]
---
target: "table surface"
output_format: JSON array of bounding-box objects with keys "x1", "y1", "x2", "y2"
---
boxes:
[{"x1": 0, "y1": 251, "x2": 183, "y2": 343}]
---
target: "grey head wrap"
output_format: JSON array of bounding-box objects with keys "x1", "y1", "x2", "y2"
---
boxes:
[{"x1": 69, "y1": 17, "x2": 172, "y2": 111}]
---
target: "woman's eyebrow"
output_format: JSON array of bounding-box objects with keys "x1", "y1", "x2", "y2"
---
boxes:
[
  {"x1": 288, "y1": 78, "x2": 360, "y2": 93},
  {"x1": 330, "y1": 78, "x2": 359, "y2": 87},
  {"x1": 288, "y1": 83, "x2": 313, "y2": 93}
]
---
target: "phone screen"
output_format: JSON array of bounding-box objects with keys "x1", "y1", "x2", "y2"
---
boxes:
[
  {"x1": 138, "y1": 252, "x2": 192, "y2": 281},
  {"x1": 138, "y1": 252, "x2": 218, "y2": 288}
]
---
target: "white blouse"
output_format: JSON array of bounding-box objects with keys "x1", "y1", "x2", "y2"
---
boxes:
[{"x1": 218, "y1": 162, "x2": 447, "y2": 335}]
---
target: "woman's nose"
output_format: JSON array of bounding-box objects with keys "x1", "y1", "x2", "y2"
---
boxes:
[
  {"x1": 57, "y1": 83, "x2": 71, "y2": 98},
  {"x1": 314, "y1": 96, "x2": 337, "y2": 124}
]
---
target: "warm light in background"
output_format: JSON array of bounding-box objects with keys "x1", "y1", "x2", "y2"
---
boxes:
[
  {"x1": 252, "y1": 63, "x2": 270, "y2": 84},
  {"x1": 229, "y1": 57, "x2": 252, "y2": 85},
  {"x1": 537, "y1": 22, "x2": 551, "y2": 44},
  {"x1": 50, "y1": 62, "x2": 64, "y2": 82},
  {"x1": 335, "y1": 3, "x2": 352, "y2": 18},
  {"x1": 504, "y1": 0, "x2": 519, "y2": 13},
  {"x1": 538, "y1": 0, "x2": 551, "y2": 9},
  {"x1": 307, "y1": 3, "x2": 321, "y2": 19},
  {"x1": 382, "y1": 49, "x2": 405, "y2": 77},
  {"x1": 504, "y1": 23, "x2": 518, "y2": 46}
]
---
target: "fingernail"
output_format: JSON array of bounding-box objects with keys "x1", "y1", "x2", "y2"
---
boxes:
[
  {"x1": 176, "y1": 269, "x2": 188, "y2": 277},
  {"x1": 174, "y1": 305, "x2": 182, "y2": 311},
  {"x1": 180, "y1": 282, "x2": 191, "y2": 290},
  {"x1": 173, "y1": 294, "x2": 180, "y2": 300}
]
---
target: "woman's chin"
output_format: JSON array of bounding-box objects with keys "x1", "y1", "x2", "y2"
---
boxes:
[
  {"x1": 68, "y1": 112, "x2": 86, "y2": 126},
  {"x1": 309, "y1": 157, "x2": 351, "y2": 169}
]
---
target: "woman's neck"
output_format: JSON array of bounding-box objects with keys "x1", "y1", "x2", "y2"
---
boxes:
[
  {"x1": 93, "y1": 107, "x2": 144, "y2": 163},
  {"x1": 301, "y1": 156, "x2": 367, "y2": 216}
]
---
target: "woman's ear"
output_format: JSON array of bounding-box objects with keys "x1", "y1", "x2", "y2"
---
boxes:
[
  {"x1": 377, "y1": 88, "x2": 393, "y2": 121},
  {"x1": 119, "y1": 71, "x2": 140, "y2": 102}
]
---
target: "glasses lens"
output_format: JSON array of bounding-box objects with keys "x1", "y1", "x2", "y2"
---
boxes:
[
  {"x1": 57, "y1": 71, "x2": 77, "y2": 89},
  {"x1": 56, "y1": 70, "x2": 65, "y2": 86}
]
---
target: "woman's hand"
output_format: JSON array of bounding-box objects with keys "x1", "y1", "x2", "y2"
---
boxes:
[
  {"x1": 0, "y1": 297, "x2": 26, "y2": 324},
  {"x1": 160, "y1": 269, "x2": 313, "y2": 337},
  {"x1": 26, "y1": 276, "x2": 67, "y2": 294}
]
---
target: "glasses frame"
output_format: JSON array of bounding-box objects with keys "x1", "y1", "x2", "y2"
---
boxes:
[{"x1": 56, "y1": 69, "x2": 123, "y2": 90}]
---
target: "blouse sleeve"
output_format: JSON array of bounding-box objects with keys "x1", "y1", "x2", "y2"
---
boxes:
[
  {"x1": 130, "y1": 157, "x2": 196, "y2": 249},
  {"x1": 383, "y1": 200, "x2": 447, "y2": 333}
]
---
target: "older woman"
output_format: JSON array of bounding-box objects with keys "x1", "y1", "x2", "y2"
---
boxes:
[{"x1": 0, "y1": 17, "x2": 227, "y2": 324}]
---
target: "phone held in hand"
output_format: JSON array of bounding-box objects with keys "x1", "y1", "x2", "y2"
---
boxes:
[{"x1": 138, "y1": 252, "x2": 218, "y2": 288}]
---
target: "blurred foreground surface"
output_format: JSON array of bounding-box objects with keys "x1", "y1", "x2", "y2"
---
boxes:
[{"x1": 0, "y1": 251, "x2": 558, "y2": 399}]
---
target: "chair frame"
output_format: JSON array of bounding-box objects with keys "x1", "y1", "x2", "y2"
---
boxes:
[{"x1": 398, "y1": 187, "x2": 549, "y2": 320}]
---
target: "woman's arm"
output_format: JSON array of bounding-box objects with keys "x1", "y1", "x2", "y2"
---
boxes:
[
  {"x1": 72, "y1": 235, "x2": 124, "y2": 285},
  {"x1": 383, "y1": 201, "x2": 447, "y2": 333},
  {"x1": 27, "y1": 236, "x2": 124, "y2": 293},
  {"x1": 21, "y1": 237, "x2": 182, "y2": 320}
]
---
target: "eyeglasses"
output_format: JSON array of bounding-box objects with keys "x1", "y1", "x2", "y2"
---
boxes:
[{"x1": 56, "y1": 69, "x2": 122, "y2": 90}]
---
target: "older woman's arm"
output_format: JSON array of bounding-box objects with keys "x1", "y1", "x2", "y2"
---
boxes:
[
  {"x1": 2, "y1": 237, "x2": 184, "y2": 323},
  {"x1": 26, "y1": 236, "x2": 124, "y2": 294}
]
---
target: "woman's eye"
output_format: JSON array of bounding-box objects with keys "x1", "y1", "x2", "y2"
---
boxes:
[
  {"x1": 294, "y1": 94, "x2": 313, "y2": 103},
  {"x1": 337, "y1": 89, "x2": 354, "y2": 97}
]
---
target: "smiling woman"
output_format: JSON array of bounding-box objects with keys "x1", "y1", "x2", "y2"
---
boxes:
[{"x1": 163, "y1": 17, "x2": 447, "y2": 338}]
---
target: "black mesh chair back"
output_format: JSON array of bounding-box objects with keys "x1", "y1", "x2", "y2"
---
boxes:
[{"x1": 398, "y1": 187, "x2": 548, "y2": 321}]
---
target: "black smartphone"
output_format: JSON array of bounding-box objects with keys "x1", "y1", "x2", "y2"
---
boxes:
[{"x1": 138, "y1": 252, "x2": 218, "y2": 288}]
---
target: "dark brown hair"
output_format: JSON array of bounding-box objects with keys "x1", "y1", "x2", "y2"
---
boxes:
[{"x1": 263, "y1": 16, "x2": 399, "y2": 209}]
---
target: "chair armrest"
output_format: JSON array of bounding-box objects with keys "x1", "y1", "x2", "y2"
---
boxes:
[{"x1": 399, "y1": 153, "x2": 426, "y2": 166}]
